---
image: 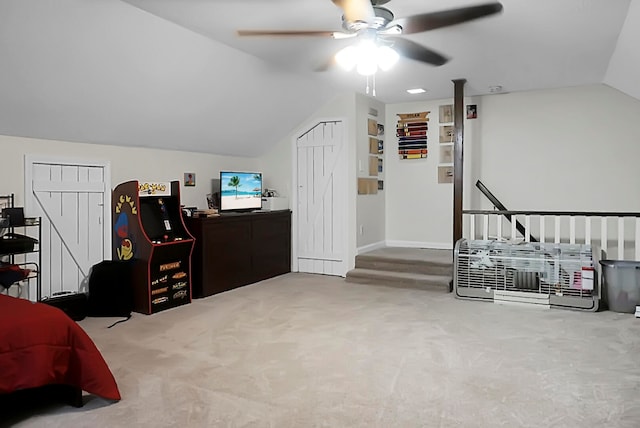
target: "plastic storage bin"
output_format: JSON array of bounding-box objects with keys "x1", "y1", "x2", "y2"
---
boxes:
[{"x1": 599, "y1": 260, "x2": 640, "y2": 313}]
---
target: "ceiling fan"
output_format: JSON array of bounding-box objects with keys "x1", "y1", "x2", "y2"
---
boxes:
[{"x1": 237, "y1": 0, "x2": 504, "y2": 74}]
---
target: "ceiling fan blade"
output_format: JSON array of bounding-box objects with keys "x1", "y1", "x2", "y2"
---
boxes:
[
  {"x1": 315, "y1": 56, "x2": 337, "y2": 72},
  {"x1": 331, "y1": 0, "x2": 375, "y2": 23},
  {"x1": 391, "y1": 38, "x2": 448, "y2": 66},
  {"x1": 238, "y1": 30, "x2": 341, "y2": 38},
  {"x1": 393, "y1": 2, "x2": 503, "y2": 35}
]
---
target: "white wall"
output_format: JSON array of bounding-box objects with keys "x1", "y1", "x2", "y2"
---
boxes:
[
  {"x1": 6, "y1": 84, "x2": 637, "y2": 265},
  {"x1": 385, "y1": 84, "x2": 640, "y2": 249},
  {"x1": 0, "y1": 0, "x2": 337, "y2": 157},
  {"x1": 384, "y1": 96, "x2": 477, "y2": 249},
  {"x1": 260, "y1": 92, "x2": 360, "y2": 272},
  {"x1": 0, "y1": 135, "x2": 258, "y2": 210},
  {"x1": 355, "y1": 93, "x2": 386, "y2": 251},
  {"x1": 475, "y1": 84, "x2": 640, "y2": 212},
  {"x1": 605, "y1": 0, "x2": 640, "y2": 101}
]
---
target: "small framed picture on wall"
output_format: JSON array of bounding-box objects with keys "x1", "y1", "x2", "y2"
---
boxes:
[
  {"x1": 466, "y1": 104, "x2": 478, "y2": 119},
  {"x1": 184, "y1": 172, "x2": 196, "y2": 187}
]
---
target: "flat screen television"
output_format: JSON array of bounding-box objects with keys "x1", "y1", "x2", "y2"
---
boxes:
[{"x1": 219, "y1": 171, "x2": 263, "y2": 212}]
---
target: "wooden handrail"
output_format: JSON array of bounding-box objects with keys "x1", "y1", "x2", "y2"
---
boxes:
[
  {"x1": 474, "y1": 180, "x2": 537, "y2": 242},
  {"x1": 463, "y1": 209, "x2": 640, "y2": 217}
]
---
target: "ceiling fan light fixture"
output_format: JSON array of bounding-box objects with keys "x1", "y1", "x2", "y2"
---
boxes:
[
  {"x1": 335, "y1": 41, "x2": 398, "y2": 76},
  {"x1": 356, "y1": 60, "x2": 377, "y2": 76},
  {"x1": 355, "y1": 40, "x2": 379, "y2": 75},
  {"x1": 377, "y1": 45, "x2": 399, "y2": 71},
  {"x1": 335, "y1": 45, "x2": 358, "y2": 71}
]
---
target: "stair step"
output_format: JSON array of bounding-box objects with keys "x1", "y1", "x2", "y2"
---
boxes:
[
  {"x1": 355, "y1": 255, "x2": 452, "y2": 276},
  {"x1": 345, "y1": 268, "x2": 451, "y2": 292}
]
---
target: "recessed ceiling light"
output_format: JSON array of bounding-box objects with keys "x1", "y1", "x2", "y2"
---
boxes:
[{"x1": 406, "y1": 88, "x2": 426, "y2": 94}]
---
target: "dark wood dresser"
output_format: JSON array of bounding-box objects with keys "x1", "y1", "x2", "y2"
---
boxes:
[{"x1": 185, "y1": 210, "x2": 291, "y2": 298}]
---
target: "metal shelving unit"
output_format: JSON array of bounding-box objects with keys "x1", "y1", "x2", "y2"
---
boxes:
[{"x1": 0, "y1": 194, "x2": 42, "y2": 300}]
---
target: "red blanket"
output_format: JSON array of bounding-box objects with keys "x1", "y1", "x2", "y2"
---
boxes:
[{"x1": 0, "y1": 294, "x2": 121, "y2": 400}]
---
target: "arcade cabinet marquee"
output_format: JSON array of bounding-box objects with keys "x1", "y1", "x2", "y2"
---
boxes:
[{"x1": 112, "y1": 180, "x2": 195, "y2": 314}]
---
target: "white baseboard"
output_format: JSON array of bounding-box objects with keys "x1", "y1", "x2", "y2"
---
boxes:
[
  {"x1": 384, "y1": 240, "x2": 453, "y2": 250},
  {"x1": 356, "y1": 241, "x2": 386, "y2": 255}
]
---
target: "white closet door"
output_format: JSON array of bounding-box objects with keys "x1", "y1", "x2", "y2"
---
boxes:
[
  {"x1": 25, "y1": 155, "x2": 111, "y2": 299},
  {"x1": 296, "y1": 120, "x2": 347, "y2": 276}
]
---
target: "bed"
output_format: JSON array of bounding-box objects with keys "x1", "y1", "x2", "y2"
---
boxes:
[{"x1": 0, "y1": 293, "x2": 121, "y2": 405}]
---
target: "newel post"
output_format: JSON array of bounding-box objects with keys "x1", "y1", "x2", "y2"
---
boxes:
[{"x1": 452, "y1": 79, "x2": 466, "y2": 247}]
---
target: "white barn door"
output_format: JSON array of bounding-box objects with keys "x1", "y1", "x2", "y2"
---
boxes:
[
  {"x1": 295, "y1": 120, "x2": 347, "y2": 276},
  {"x1": 24, "y1": 155, "x2": 111, "y2": 299}
]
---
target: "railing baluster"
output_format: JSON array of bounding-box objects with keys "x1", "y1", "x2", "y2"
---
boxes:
[
  {"x1": 483, "y1": 215, "x2": 489, "y2": 240},
  {"x1": 570, "y1": 216, "x2": 576, "y2": 244},
  {"x1": 601, "y1": 218, "x2": 608, "y2": 256},
  {"x1": 461, "y1": 211, "x2": 639, "y2": 260},
  {"x1": 469, "y1": 214, "x2": 475, "y2": 240},
  {"x1": 618, "y1": 217, "x2": 624, "y2": 260}
]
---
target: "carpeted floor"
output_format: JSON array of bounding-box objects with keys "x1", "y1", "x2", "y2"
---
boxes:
[{"x1": 5, "y1": 272, "x2": 640, "y2": 427}]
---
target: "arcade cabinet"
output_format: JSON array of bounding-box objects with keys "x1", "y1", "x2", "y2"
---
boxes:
[{"x1": 112, "y1": 180, "x2": 195, "y2": 314}]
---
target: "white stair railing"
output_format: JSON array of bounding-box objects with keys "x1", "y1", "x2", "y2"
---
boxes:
[{"x1": 463, "y1": 210, "x2": 640, "y2": 261}]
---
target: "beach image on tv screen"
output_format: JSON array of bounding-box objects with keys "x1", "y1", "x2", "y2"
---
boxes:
[{"x1": 220, "y1": 172, "x2": 262, "y2": 210}]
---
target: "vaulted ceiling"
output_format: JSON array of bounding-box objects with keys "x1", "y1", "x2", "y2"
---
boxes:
[{"x1": 0, "y1": 0, "x2": 638, "y2": 157}]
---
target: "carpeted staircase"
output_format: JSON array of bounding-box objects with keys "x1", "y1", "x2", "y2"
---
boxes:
[{"x1": 345, "y1": 247, "x2": 453, "y2": 292}]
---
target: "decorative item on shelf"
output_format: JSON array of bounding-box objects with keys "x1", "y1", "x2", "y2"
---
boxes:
[
  {"x1": 396, "y1": 111, "x2": 429, "y2": 159},
  {"x1": 369, "y1": 137, "x2": 379, "y2": 154},
  {"x1": 438, "y1": 166, "x2": 454, "y2": 184},
  {"x1": 439, "y1": 146, "x2": 453, "y2": 164},
  {"x1": 194, "y1": 209, "x2": 219, "y2": 218},
  {"x1": 439, "y1": 104, "x2": 453, "y2": 123},
  {"x1": 181, "y1": 206, "x2": 197, "y2": 218},
  {"x1": 262, "y1": 188, "x2": 278, "y2": 198},
  {"x1": 367, "y1": 118, "x2": 378, "y2": 136},
  {"x1": 357, "y1": 178, "x2": 378, "y2": 195},
  {"x1": 368, "y1": 156, "x2": 378, "y2": 176},
  {"x1": 439, "y1": 125, "x2": 454, "y2": 144}
]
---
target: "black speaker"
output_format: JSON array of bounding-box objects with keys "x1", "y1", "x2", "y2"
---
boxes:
[{"x1": 87, "y1": 260, "x2": 134, "y2": 318}]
